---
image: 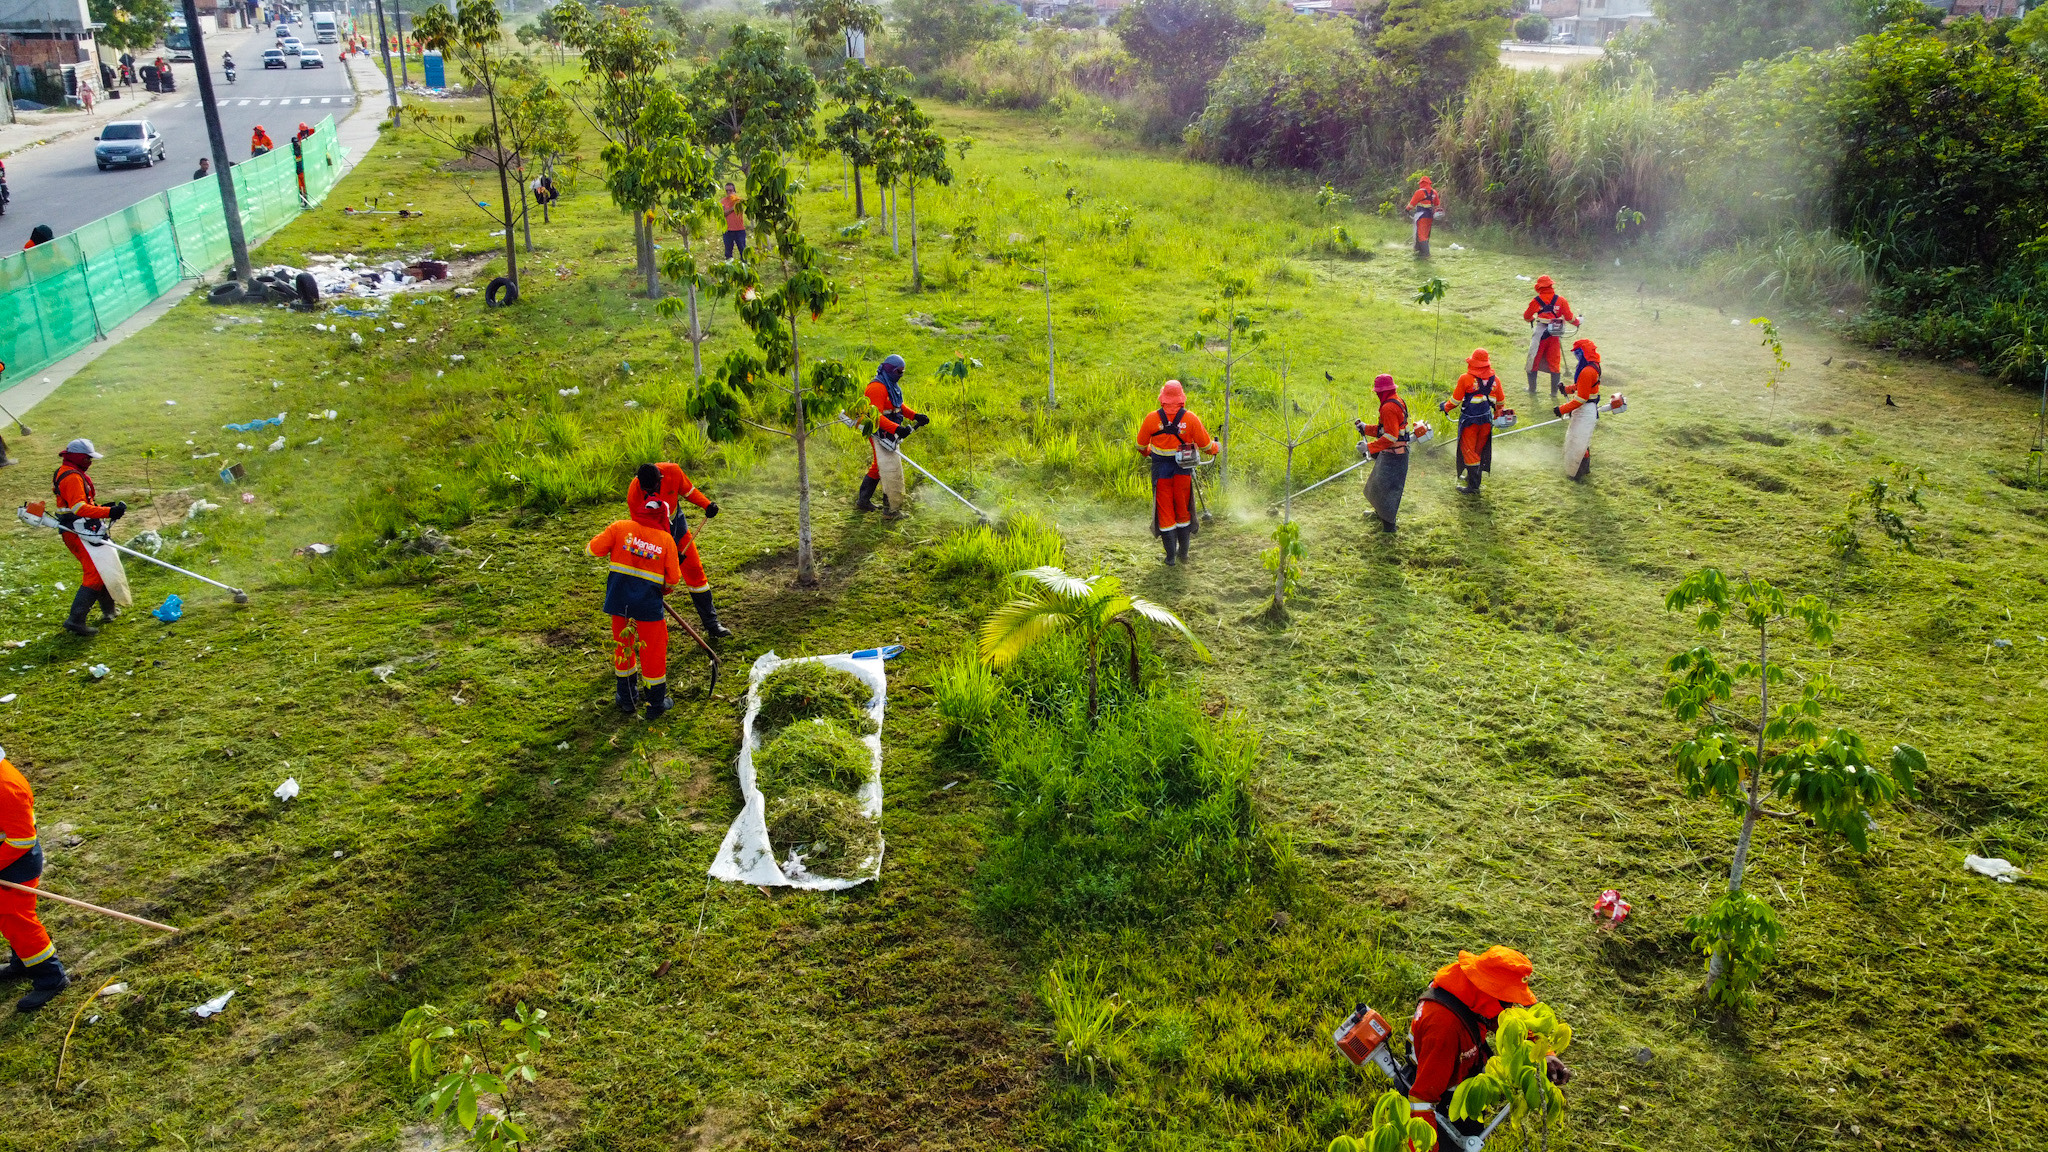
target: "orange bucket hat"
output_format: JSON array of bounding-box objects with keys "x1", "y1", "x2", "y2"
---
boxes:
[
  {"x1": 1465, "y1": 348, "x2": 1492, "y2": 372},
  {"x1": 1441, "y1": 946, "x2": 1537, "y2": 1006},
  {"x1": 1534, "y1": 274, "x2": 1554, "y2": 291},
  {"x1": 1158, "y1": 380, "x2": 1186, "y2": 407},
  {"x1": 1571, "y1": 337, "x2": 1599, "y2": 361}
]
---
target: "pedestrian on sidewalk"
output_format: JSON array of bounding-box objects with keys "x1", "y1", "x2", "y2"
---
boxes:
[
  {"x1": 194, "y1": 157, "x2": 211, "y2": 181},
  {"x1": 77, "y1": 79, "x2": 94, "y2": 114}
]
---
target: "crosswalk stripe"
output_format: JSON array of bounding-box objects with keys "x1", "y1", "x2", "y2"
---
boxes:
[
  {"x1": 301, "y1": 98, "x2": 312, "y2": 104},
  {"x1": 259, "y1": 99, "x2": 272, "y2": 105},
  {"x1": 236, "y1": 99, "x2": 250, "y2": 106}
]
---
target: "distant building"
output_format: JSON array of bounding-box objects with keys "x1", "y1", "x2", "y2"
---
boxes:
[
  {"x1": 1943, "y1": 0, "x2": 2024, "y2": 17},
  {"x1": 1529, "y1": 0, "x2": 1658, "y2": 46},
  {"x1": 0, "y1": 0, "x2": 102, "y2": 100}
]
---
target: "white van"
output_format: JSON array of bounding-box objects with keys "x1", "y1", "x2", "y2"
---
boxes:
[{"x1": 313, "y1": 13, "x2": 338, "y2": 43}]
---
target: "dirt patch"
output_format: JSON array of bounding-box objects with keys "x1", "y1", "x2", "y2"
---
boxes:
[{"x1": 1726, "y1": 465, "x2": 1791, "y2": 493}]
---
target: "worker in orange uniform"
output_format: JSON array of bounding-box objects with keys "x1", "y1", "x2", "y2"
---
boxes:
[
  {"x1": 1, "y1": 746, "x2": 69, "y2": 1012},
  {"x1": 628, "y1": 462, "x2": 731, "y2": 640},
  {"x1": 1136, "y1": 380, "x2": 1219, "y2": 565},
  {"x1": 250, "y1": 124, "x2": 274, "y2": 157},
  {"x1": 52, "y1": 438, "x2": 125, "y2": 636},
  {"x1": 859, "y1": 354, "x2": 925, "y2": 518},
  {"x1": 1408, "y1": 176, "x2": 1443, "y2": 258},
  {"x1": 1407, "y1": 946, "x2": 1572, "y2": 1148},
  {"x1": 1442, "y1": 350, "x2": 1508, "y2": 496},
  {"x1": 1355, "y1": 373, "x2": 1413, "y2": 533},
  {"x1": 588, "y1": 499, "x2": 684, "y2": 720},
  {"x1": 1521, "y1": 275, "x2": 1580, "y2": 398},
  {"x1": 1555, "y1": 337, "x2": 1602, "y2": 480}
]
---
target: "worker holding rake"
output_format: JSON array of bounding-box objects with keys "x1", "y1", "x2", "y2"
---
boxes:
[
  {"x1": 1408, "y1": 946, "x2": 1571, "y2": 1148},
  {"x1": 628, "y1": 463, "x2": 732, "y2": 639},
  {"x1": 589, "y1": 499, "x2": 684, "y2": 720},
  {"x1": 0, "y1": 747, "x2": 69, "y2": 1012},
  {"x1": 1136, "y1": 380, "x2": 1219, "y2": 565}
]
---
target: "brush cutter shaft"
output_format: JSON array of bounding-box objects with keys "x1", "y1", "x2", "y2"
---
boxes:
[
  {"x1": 1295, "y1": 457, "x2": 1371, "y2": 498},
  {"x1": 897, "y1": 450, "x2": 990, "y2": 521},
  {"x1": 26, "y1": 510, "x2": 248, "y2": 597},
  {"x1": 0, "y1": 878, "x2": 179, "y2": 933}
]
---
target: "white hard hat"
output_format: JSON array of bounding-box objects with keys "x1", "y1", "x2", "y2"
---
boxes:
[{"x1": 63, "y1": 438, "x2": 105, "y2": 459}]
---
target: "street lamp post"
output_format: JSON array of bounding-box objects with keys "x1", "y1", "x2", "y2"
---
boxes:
[{"x1": 178, "y1": 0, "x2": 254, "y2": 289}]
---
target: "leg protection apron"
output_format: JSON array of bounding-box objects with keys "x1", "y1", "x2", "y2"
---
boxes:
[
  {"x1": 871, "y1": 436, "x2": 907, "y2": 509},
  {"x1": 1561, "y1": 404, "x2": 1598, "y2": 477},
  {"x1": 1366, "y1": 449, "x2": 1409, "y2": 527}
]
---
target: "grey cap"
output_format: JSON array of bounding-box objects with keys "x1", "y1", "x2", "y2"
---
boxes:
[{"x1": 63, "y1": 438, "x2": 105, "y2": 459}]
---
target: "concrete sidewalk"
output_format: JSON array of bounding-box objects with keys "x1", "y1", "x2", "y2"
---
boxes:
[
  {"x1": 0, "y1": 25, "x2": 274, "y2": 160},
  {"x1": 2, "y1": 44, "x2": 392, "y2": 420}
]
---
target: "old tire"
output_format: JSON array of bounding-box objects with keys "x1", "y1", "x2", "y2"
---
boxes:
[
  {"x1": 207, "y1": 281, "x2": 248, "y2": 305},
  {"x1": 484, "y1": 276, "x2": 518, "y2": 307},
  {"x1": 295, "y1": 271, "x2": 319, "y2": 308}
]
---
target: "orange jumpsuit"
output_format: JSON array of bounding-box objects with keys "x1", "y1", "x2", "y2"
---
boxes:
[
  {"x1": 0, "y1": 757, "x2": 52, "y2": 969},
  {"x1": 1362, "y1": 396, "x2": 1410, "y2": 455},
  {"x1": 1136, "y1": 405, "x2": 1217, "y2": 533},
  {"x1": 864, "y1": 377, "x2": 920, "y2": 480},
  {"x1": 1407, "y1": 964, "x2": 1505, "y2": 1146},
  {"x1": 1408, "y1": 182, "x2": 1441, "y2": 245},
  {"x1": 588, "y1": 520, "x2": 681, "y2": 687},
  {"x1": 1522, "y1": 291, "x2": 1578, "y2": 374},
  {"x1": 251, "y1": 127, "x2": 275, "y2": 155},
  {"x1": 1443, "y1": 372, "x2": 1506, "y2": 478},
  {"x1": 627, "y1": 462, "x2": 713, "y2": 594},
  {"x1": 53, "y1": 463, "x2": 111, "y2": 590}
]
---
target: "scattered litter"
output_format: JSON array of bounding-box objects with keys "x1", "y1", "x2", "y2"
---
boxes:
[
  {"x1": 350, "y1": 332, "x2": 364, "y2": 347},
  {"x1": 267, "y1": 437, "x2": 286, "y2": 452},
  {"x1": 372, "y1": 663, "x2": 397, "y2": 681},
  {"x1": 1449, "y1": 243, "x2": 1465, "y2": 250},
  {"x1": 164, "y1": 399, "x2": 178, "y2": 406},
  {"x1": 221, "y1": 463, "x2": 249, "y2": 482},
  {"x1": 557, "y1": 386, "x2": 580, "y2": 397},
  {"x1": 235, "y1": 444, "x2": 251, "y2": 452},
  {"x1": 1731, "y1": 318, "x2": 1741, "y2": 325},
  {"x1": 0, "y1": 695, "x2": 15, "y2": 704},
  {"x1": 241, "y1": 493, "x2": 257, "y2": 504},
  {"x1": 392, "y1": 322, "x2": 406, "y2": 330},
  {"x1": 150, "y1": 595, "x2": 184, "y2": 624},
  {"x1": 295, "y1": 543, "x2": 334, "y2": 557},
  {"x1": 98, "y1": 982, "x2": 129, "y2": 996},
  {"x1": 55, "y1": 582, "x2": 66, "y2": 591},
  {"x1": 453, "y1": 287, "x2": 478, "y2": 297},
  {"x1": 189, "y1": 990, "x2": 235, "y2": 1018},
  {"x1": 556, "y1": 741, "x2": 570, "y2": 751},
  {"x1": 87, "y1": 664, "x2": 109, "y2": 678},
  {"x1": 1965, "y1": 855, "x2": 2023, "y2": 883},
  {"x1": 129, "y1": 531, "x2": 164, "y2": 554},
  {"x1": 1992, "y1": 638, "x2": 2012, "y2": 648},
  {"x1": 268, "y1": 257, "x2": 439, "y2": 301},
  {"x1": 274, "y1": 777, "x2": 300, "y2": 802},
  {"x1": 1594, "y1": 889, "x2": 1631, "y2": 925},
  {"x1": 450, "y1": 354, "x2": 466, "y2": 363},
  {"x1": 0, "y1": 642, "x2": 20, "y2": 649},
  {"x1": 374, "y1": 326, "x2": 386, "y2": 333},
  {"x1": 186, "y1": 500, "x2": 221, "y2": 520},
  {"x1": 329, "y1": 305, "x2": 377, "y2": 318},
  {"x1": 192, "y1": 452, "x2": 219, "y2": 460},
  {"x1": 623, "y1": 400, "x2": 639, "y2": 409},
  {"x1": 313, "y1": 322, "x2": 330, "y2": 331},
  {"x1": 307, "y1": 437, "x2": 324, "y2": 446},
  {"x1": 1515, "y1": 275, "x2": 1530, "y2": 281}
]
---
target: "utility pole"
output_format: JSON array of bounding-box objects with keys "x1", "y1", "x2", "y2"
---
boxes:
[
  {"x1": 180, "y1": 0, "x2": 254, "y2": 289},
  {"x1": 395, "y1": 8, "x2": 409, "y2": 89},
  {"x1": 373, "y1": 0, "x2": 399, "y2": 125}
]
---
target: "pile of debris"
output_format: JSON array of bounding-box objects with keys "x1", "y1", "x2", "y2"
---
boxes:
[{"x1": 259, "y1": 254, "x2": 452, "y2": 301}]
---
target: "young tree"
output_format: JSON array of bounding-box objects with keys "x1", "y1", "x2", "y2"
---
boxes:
[
  {"x1": 687, "y1": 24, "x2": 820, "y2": 180},
  {"x1": 89, "y1": 0, "x2": 173, "y2": 54},
  {"x1": 1373, "y1": 0, "x2": 1510, "y2": 122},
  {"x1": 979, "y1": 567, "x2": 1209, "y2": 725},
  {"x1": 1115, "y1": 0, "x2": 1261, "y2": 120},
  {"x1": 1662, "y1": 569, "x2": 1925, "y2": 1007},
  {"x1": 824, "y1": 60, "x2": 907, "y2": 219},
  {"x1": 605, "y1": 83, "x2": 718, "y2": 334},
  {"x1": 708, "y1": 150, "x2": 860, "y2": 587},
  {"x1": 556, "y1": 0, "x2": 674, "y2": 292},
  {"x1": 502, "y1": 72, "x2": 578, "y2": 256},
  {"x1": 885, "y1": 0, "x2": 1019, "y2": 75},
  {"x1": 873, "y1": 95, "x2": 952, "y2": 292},
  {"x1": 1260, "y1": 361, "x2": 1337, "y2": 619},
  {"x1": 1183, "y1": 272, "x2": 1263, "y2": 486},
  {"x1": 413, "y1": 0, "x2": 528, "y2": 296},
  {"x1": 798, "y1": 0, "x2": 882, "y2": 59}
]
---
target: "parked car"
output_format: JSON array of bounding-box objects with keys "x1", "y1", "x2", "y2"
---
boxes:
[
  {"x1": 95, "y1": 121, "x2": 167, "y2": 170},
  {"x1": 281, "y1": 38, "x2": 303, "y2": 55},
  {"x1": 263, "y1": 48, "x2": 287, "y2": 69},
  {"x1": 299, "y1": 48, "x2": 324, "y2": 69}
]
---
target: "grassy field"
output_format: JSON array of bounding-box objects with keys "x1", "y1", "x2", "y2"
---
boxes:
[{"x1": 0, "y1": 95, "x2": 2041, "y2": 1152}]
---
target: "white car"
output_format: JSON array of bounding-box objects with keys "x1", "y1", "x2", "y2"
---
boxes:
[
  {"x1": 299, "y1": 48, "x2": 324, "y2": 68},
  {"x1": 263, "y1": 48, "x2": 287, "y2": 69},
  {"x1": 281, "y1": 38, "x2": 302, "y2": 56}
]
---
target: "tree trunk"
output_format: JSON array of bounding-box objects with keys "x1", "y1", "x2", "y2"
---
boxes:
[
  {"x1": 1220, "y1": 319, "x2": 1234, "y2": 486},
  {"x1": 792, "y1": 310, "x2": 816, "y2": 587},
  {"x1": 889, "y1": 181, "x2": 899, "y2": 255},
  {"x1": 518, "y1": 167, "x2": 534, "y2": 255},
  {"x1": 632, "y1": 210, "x2": 646, "y2": 289},
  {"x1": 1709, "y1": 624, "x2": 1771, "y2": 987},
  {"x1": 483, "y1": 66, "x2": 519, "y2": 290},
  {"x1": 852, "y1": 153, "x2": 864, "y2": 217},
  {"x1": 1044, "y1": 266, "x2": 1057, "y2": 407},
  {"x1": 645, "y1": 216, "x2": 660, "y2": 300},
  {"x1": 1114, "y1": 617, "x2": 1140, "y2": 686},
  {"x1": 683, "y1": 225, "x2": 703, "y2": 381},
  {"x1": 908, "y1": 180, "x2": 921, "y2": 292},
  {"x1": 1274, "y1": 446, "x2": 1293, "y2": 616}
]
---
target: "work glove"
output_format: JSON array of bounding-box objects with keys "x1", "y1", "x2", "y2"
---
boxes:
[
  {"x1": 108, "y1": 501, "x2": 127, "y2": 522},
  {"x1": 703, "y1": 502, "x2": 720, "y2": 520},
  {"x1": 1553, "y1": 406, "x2": 1563, "y2": 418},
  {"x1": 1353, "y1": 419, "x2": 1368, "y2": 436},
  {"x1": 894, "y1": 423, "x2": 913, "y2": 440},
  {"x1": 913, "y1": 412, "x2": 930, "y2": 428}
]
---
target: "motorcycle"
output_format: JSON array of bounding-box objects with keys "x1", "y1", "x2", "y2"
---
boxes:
[
  {"x1": 222, "y1": 54, "x2": 237, "y2": 83},
  {"x1": 0, "y1": 159, "x2": 9, "y2": 217}
]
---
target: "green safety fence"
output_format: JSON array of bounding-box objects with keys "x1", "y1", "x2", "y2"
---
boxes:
[{"x1": 0, "y1": 116, "x2": 348, "y2": 390}]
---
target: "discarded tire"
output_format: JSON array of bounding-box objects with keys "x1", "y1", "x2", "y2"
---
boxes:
[
  {"x1": 206, "y1": 281, "x2": 248, "y2": 305},
  {"x1": 485, "y1": 276, "x2": 518, "y2": 307},
  {"x1": 295, "y1": 271, "x2": 319, "y2": 308}
]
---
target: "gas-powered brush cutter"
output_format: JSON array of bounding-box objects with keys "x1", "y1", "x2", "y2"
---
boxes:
[{"x1": 1333, "y1": 1004, "x2": 1510, "y2": 1152}]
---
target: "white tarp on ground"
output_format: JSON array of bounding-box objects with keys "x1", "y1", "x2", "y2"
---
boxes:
[{"x1": 709, "y1": 650, "x2": 887, "y2": 891}]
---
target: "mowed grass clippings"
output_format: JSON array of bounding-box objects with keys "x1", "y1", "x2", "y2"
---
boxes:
[
  {"x1": 765, "y1": 787, "x2": 882, "y2": 877},
  {"x1": 754, "y1": 718, "x2": 872, "y2": 795},
  {"x1": 753, "y1": 661, "x2": 880, "y2": 741},
  {"x1": 0, "y1": 79, "x2": 2033, "y2": 1152}
]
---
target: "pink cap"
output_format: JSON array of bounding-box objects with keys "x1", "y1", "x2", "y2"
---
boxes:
[{"x1": 1373, "y1": 374, "x2": 1396, "y2": 397}]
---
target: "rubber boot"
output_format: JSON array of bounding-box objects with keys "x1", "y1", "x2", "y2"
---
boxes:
[
  {"x1": 96, "y1": 588, "x2": 119, "y2": 622},
  {"x1": 614, "y1": 675, "x2": 639, "y2": 716},
  {"x1": 1526, "y1": 370, "x2": 1539, "y2": 395},
  {"x1": 643, "y1": 681, "x2": 672, "y2": 721},
  {"x1": 1, "y1": 955, "x2": 29, "y2": 981},
  {"x1": 1379, "y1": 515, "x2": 1397, "y2": 533},
  {"x1": 1573, "y1": 454, "x2": 1591, "y2": 482},
  {"x1": 1460, "y1": 468, "x2": 1483, "y2": 496},
  {"x1": 62, "y1": 586, "x2": 98, "y2": 636},
  {"x1": 1175, "y1": 525, "x2": 1191, "y2": 563},
  {"x1": 690, "y1": 590, "x2": 734, "y2": 640},
  {"x1": 1548, "y1": 372, "x2": 1563, "y2": 400},
  {"x1": 16, "y1": 956, "x2": 68, "y2": 1013},
  {"x1": 855, "y1": 476, "x2": 879, "y2": 513},
  {"x1": 1160, "y1": 531, "x2": 1176, "y2": 565}
]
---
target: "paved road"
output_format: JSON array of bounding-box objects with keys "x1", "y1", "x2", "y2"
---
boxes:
[{"x1": 4, "y1": 27, "x2": 358, "y2": 242}]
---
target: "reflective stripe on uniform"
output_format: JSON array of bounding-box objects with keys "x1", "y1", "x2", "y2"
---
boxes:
[
  {"x1": 18, "y1": 940, "x2": 53, "y2": 966},
  {"x1": 2, "y1": 834, "x2": 35, "y2": 849},
  {"x1": 608, "y1": 562, "x2": 667, "y2": 583}
]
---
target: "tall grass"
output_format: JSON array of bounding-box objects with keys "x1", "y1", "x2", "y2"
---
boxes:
[
  {"x1": 1695, "y1": 229, "x2": 1871, "y2": 311},
  {"x1": 1433, "y1": 67, "x2": 1670, "y2": 242}
]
